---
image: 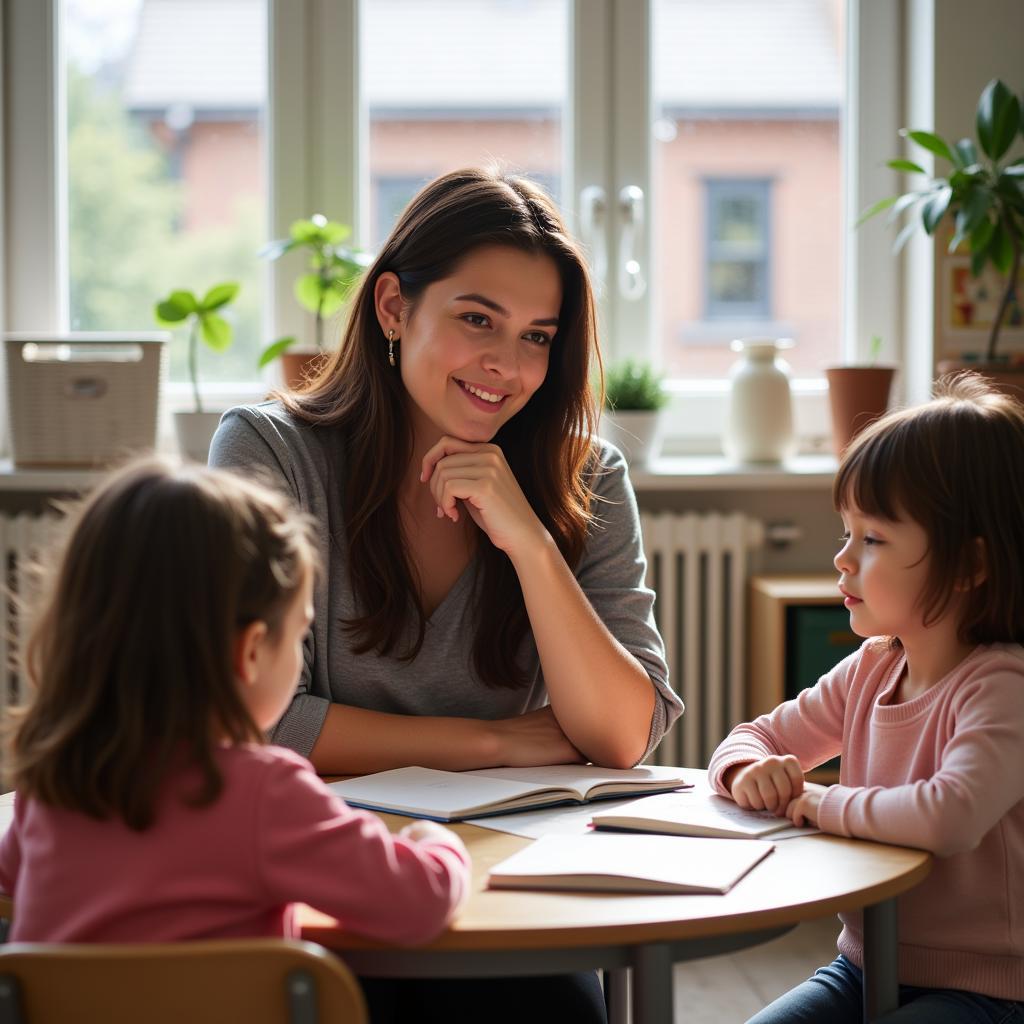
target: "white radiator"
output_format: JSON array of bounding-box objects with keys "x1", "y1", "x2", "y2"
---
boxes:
[
  {"x1": 0, "y1": 514, "x2": 62, "y2": 720},
  {"x1": 641, "y1": 511, "x2": 765, "y2": 767}
]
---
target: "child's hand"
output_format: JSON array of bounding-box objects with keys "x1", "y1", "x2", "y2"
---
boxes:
[
  {"x1": 785, "y1": 783, "x2": 828, "y2": 828},
  {"x1": 400, "y1": 820, "x2": 467, "y2": 853},
  {"x1": 727, "y1": 755, "x2": 804, "y2": 816}
]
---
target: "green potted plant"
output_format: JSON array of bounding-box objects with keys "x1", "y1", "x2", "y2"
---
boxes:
[
  {"x1": 824, "y1": 335, "x2": 896, "y2": 457},
  {"x1": 258, "y1": 214, "x2": 369, "y2": 388},
  {"x1": 154, "y1": 281, "x2": 239, "y2": 462},
  {"x1": 600, "y1": 358, "x2": 668, "y2": 466},
  {"x1": 859, "y1": 78, "x2": 1024, "y2": 393}
]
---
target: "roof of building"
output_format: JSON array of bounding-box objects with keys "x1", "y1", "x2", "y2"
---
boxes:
[{"x1": 123, "y1": 0, "x2": 842, "y2": 115}]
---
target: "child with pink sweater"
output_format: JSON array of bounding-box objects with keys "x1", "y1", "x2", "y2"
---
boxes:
[
  {"x1": 0, "y1": 458, "x2": 469, "y2": 947},
  {"x1": 709, "y1": 374, "x2": 1024, "y2": 1023}
]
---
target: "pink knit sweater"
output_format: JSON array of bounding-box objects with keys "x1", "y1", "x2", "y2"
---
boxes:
[
  {"x1": 708, "y1": 639, "x2": 1024, "y2": 1001},
  {"x1": 0, "y1": 744, "x2": 469, "y2": 946}
]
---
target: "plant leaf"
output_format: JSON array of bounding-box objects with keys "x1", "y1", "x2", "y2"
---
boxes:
[
  {"x1": 893, "y1": 219, "x2": 918, "y2": 255},
  {"x1": 855, "y1": 195, "x2": 898, "y2": 227},
  {"x1": 902, "y1": 129, "x2": 955, "y2": 164},
  {"x1": 154, "y1": 290, "x2": 198, "y2": 324},
  {"x1": 921, "y1": 185, "x2": 953, "y2": 234},
  {"x1": 970, "y1": 216, "x2": 995, "y2": 253},
  {"x1": 971, "y1": 246, "x2": 990, "y2": 278},
  {"x1": 199, "y1": 312, "x2": 233, "y2": 351},
  {"x1": 257, "y1": 238, "x2": 297, "y2": 261},
  {"x1": 887, "y1": 159, "x2": 926, "y2": 175},
  {"x1": 991, "y1": 220, "x2": 1014, "y2": 275},
  {"x1": 1003, "y1": 161, "x2": 1024, "y2": 177},
  {"x1": 200, "y1": 281, "x2": 240, "y2": 311},
  {"x1": 888, "y1": 191, "x2": 926, "y2": 222},
  {"x1": 958, "y1": 187, "x2": 993, "y2": 236},
  {"x1": 976, "y1": 79, "x2": 1020, "y2": 162},
  {"x1": 289, "y1": 219, "x2": 322, "y2": 244},
  {"x1": 257, "y1": 336, "x2": 296, "y2": 369},
  {"x1": 294, "y1": 273, "x2": 325, "y2": 313},
  {"x1": 954, "y1": 138, "x2": 978, "y2": 167}
]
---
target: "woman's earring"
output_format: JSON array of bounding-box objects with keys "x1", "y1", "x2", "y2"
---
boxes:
[{"x1": 387, "y1": 329, "x2": 397, "y2": 367}]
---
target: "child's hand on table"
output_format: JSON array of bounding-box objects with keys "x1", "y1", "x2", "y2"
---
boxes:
[
  {"x1": 724, "y1": 755, "x2": 805, "y2": 816},
  {"x1": 785, "y1": 783, "x2": 828, "y2": 828}
]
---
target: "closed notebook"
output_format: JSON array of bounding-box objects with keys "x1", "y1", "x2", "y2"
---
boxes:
[
  {"x1": 591, "y1": 791, "x2": 796, "y2": 839},
  {"x1": 329, "y1": 765, "x2": 692, "y2": 822},
  {"x1": 487, "y1": 833, "x2": 775, "y2": 895}
]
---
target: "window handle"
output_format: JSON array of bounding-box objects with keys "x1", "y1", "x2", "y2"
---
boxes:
[
  {"x1": 579, "y1": 185, "x2": 608, "y2": 294},
  {"x1": 618, "y1": 185, "x2": 646, "y2": 301}
]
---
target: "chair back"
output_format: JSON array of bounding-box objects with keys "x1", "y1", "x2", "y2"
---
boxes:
[{"x1": 0, "y1": 937, "x2": 367, "y2": 1024}]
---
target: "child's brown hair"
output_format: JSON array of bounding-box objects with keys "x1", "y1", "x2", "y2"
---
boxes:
[
  {"x1": 8, "y1": 457, "x2": 315, "y2": 831},
  {"x1": 833, "y1": 372, "x2": 1024, "y2": 646}
]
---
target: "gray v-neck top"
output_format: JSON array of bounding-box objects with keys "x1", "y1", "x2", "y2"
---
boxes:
[{"x1": 209, "y1": 402, "x2": 681, "y2": 762}]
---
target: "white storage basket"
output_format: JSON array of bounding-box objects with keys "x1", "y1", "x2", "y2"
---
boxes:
[{"x1": 4, "y1": 333, "x2": 168, "y2": 468}]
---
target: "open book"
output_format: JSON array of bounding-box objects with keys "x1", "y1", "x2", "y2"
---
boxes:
[
  {"x1": 487, "y1": 833, "x2": 774, "y2": 895},
  {"x1": 591, "y1": 791, "x2": 799, "y2": 839},
  {"x1": 329, "y1": 765, "x2": 692, "y2": 822}
]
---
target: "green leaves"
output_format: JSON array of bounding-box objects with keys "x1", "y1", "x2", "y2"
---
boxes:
[
  {"x1": 258, "y1": 336, "x2": 297, "y2": 369},
  {"x1": 154, "y1": 282, "x2": 239, "y2": 352},
  {"x1": 901, "y1": 129, "x2": 955, "y2": 163},
  {"x1": 604, "y1": 359, "x2": 668, "y2": 412},
  {"x1": 155, "y1": 290, "x2": 198, "y2": 323},
  {"x1": 977, "y1": 79, "x2": 1021, "y2": 161}
]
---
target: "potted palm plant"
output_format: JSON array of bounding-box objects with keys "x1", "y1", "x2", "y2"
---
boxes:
[
  {"x1": 154, "y1": 282, "x2": 239, "y2": 462},
  {"x1": 599, "y1": 359, "x2": 668, "y2": 466},
  {"x1": 859, "y1": 78, "x2": 1024, "y2": 395},
  {"x1": 258, "y1": 214, "x2": 369, "y2": 389}
]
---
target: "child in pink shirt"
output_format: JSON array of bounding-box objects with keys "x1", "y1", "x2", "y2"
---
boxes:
[
  {"x1": 709, "y1": 374, "x2": 1024, "y2": 1023},
  {"x1": 0, "y1": 458, "x2": 469, "y2": 947}
]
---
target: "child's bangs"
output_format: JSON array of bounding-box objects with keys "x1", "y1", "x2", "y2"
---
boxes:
[{"x1": 832, "y1": 422, "x2": 910, "y2": 521}]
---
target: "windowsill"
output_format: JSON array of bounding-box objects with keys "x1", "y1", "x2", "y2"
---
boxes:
[
  {"x1": 0, "y1": 453, "x2": 838, "y2": 493},
  {"x1": 628, "y1": 452, "x2": 837, "y2": 491}
]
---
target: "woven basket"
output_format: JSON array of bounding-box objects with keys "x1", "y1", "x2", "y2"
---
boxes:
[{"x1": 4, "y1": 334, "x2": 167, "y2": 468}]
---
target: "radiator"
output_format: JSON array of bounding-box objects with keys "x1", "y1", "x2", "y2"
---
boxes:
[
  {"x1": 641, "y1": 511, "x2": 765, "y2": 768},
  {"x1": 0, "y1": 514, "x2": 62, "y2": 721}
]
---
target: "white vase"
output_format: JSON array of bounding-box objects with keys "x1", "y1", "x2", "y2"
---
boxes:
[
  {"x1": 174, "y1": 410, "x2": 224, "y2": 464},
  {"x1": 600, "y1": 410, "x2": 662, "y2": 466},
  {"x1": 724, "y1": 337, "x2": 795, "y2": 464}
]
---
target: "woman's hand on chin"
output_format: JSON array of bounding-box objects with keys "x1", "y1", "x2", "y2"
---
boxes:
[{"x1": 420, "y1": 436, "x2": 549, "y2": 557}]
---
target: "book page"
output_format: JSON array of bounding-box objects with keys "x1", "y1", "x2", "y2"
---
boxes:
[
  {"x1": 329, "y1": 766, "x2": 573, "y2": 819},
  {"x1": 487, "y1": 833, "x2": 774, "y2": 894},
  {"x1": 592, "y1": 791, "x2": 809, "y2": 838},
  {"x1": 465, "y1": 764, "x2": 695, "y2": 800}
]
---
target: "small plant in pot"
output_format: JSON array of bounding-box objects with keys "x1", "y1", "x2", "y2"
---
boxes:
[
  {"x1": 600, "y1": 359, "x2": 668, "y2": 466},
  {"x1": 154, "y1": 282, "x2": 239, "y2": 463},
  {"x1": 258, "y1": 214, "x2": 369, "y2": 389},
  {"x1": 859, "y1": 77, "x2": 1024, "y2": 397},
  {"x1": 825, "y1": 335, "x2": 897, "y2": 457}
]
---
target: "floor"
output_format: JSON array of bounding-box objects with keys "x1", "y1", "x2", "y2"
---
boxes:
[{"x1": 671, "y1": 914, "x2": 840, "y2": 1023}]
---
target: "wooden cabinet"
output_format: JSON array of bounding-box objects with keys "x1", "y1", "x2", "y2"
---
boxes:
[{"x1": 748, "y1": 574, "x2": 860, "y2": 783}]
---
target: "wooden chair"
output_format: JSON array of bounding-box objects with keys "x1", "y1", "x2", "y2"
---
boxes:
[{"x1": 0, "y1": 938, "x2": 367, "y2": 1024}]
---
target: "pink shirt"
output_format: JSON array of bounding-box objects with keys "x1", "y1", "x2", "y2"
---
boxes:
[
  {"x1": 0, "y1": 744, "x2": 469, "y2": 946},
  {"x1": 709, "y1": 639, "x2": 1024, "y2": 1001}
]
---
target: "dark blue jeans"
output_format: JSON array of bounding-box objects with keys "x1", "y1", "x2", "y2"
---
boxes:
[{"x1": 747, "y1": 955, "x2": 1024, "y2": 1024}]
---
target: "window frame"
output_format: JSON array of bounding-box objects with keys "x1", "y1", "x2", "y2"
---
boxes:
[{"x1": 1, "y1": 0, "x2": 903, "y2": 453}]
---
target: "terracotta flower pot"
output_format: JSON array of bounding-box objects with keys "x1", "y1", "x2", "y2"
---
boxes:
[
  {"x1": 825, "y1": 366, "x2": 896, "y2": 458},
  {"x1": 935, "y1": 360, "x2": 1024, "y2": 405},
  {"x1": 281, "y1": 350, "x2": 329, "y2": 391}
]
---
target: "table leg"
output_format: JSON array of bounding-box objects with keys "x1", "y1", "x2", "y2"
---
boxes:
[
  {"x1": 862, "y1": 898, "x2": 898, "y2": 1023},
  {"x1": 605, "y1": 967, "x2": 631, "y2": 1024},
  {"x1": 632, "y1": 944, "x2": 673, "y2": 1024}
]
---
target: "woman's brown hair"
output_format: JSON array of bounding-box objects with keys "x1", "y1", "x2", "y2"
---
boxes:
[
  {"x1": 833, "y1": 372, "x2": 1024, "y2": 645},
  {"x1": 279, "y1": 167, "x2": 603, "y2": 688},
  {"x1": 8, "y1": 458, "x2": 315, "y2": 831}
]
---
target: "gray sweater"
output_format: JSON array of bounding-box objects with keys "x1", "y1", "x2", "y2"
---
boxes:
[{"x1": 209, "y1": 403, "x2": 681, "y2": 761}]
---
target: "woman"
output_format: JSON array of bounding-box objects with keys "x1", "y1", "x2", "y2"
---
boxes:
[
  {"x1": 212, "y1": 166, "x2": 680, "y2": 774},
  {"x1": 210, "y1": 167, "x2": 682, "y2": 1020}
]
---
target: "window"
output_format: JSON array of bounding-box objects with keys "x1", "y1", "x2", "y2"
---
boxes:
[
  {"x1": 360, "y1": 0, "x2": 569, "y2": 246},
  {"x1": 63, "y1": 0, "x2": 268, "y2": 384},
  {"x1": 3, "y1": 0, "x2": 905, "y2": 445},
  {"x1": 704, "y1": 179, "x2": 772, "y2": 321}
]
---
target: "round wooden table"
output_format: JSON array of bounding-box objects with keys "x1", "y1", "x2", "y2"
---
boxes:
[{"x1": 299, "y1": 807, "x2": 931, "y2": 1024}]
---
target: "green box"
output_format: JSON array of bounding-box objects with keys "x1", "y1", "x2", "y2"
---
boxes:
[{"x1": 784, "y1": 605, "x2": 860, "y2": 773}]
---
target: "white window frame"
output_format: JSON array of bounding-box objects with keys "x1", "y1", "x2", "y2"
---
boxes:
[{"x1": 2, "y1": 0, "x2": 903, "y2": 454}]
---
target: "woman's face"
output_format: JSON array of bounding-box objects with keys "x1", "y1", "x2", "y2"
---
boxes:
[{"x1": 396, "y1": 245, "x2": 562, "y2": 447}]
